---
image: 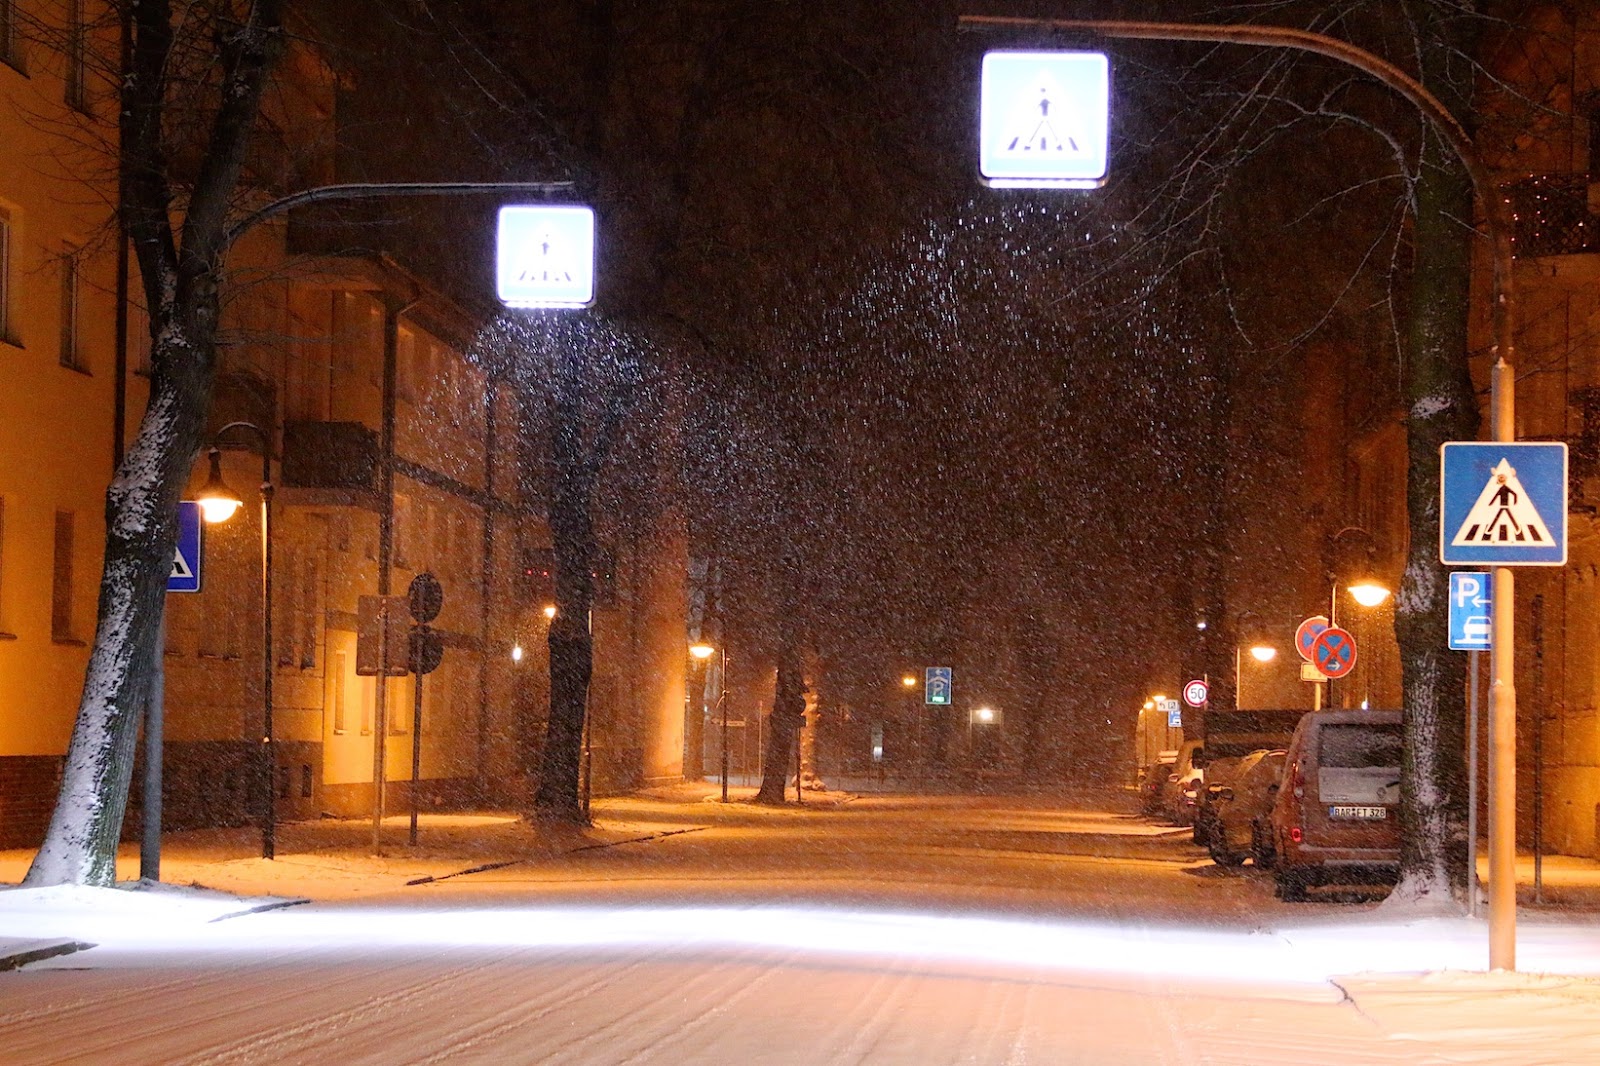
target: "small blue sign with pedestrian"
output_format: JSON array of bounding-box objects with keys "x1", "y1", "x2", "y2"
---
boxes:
[
  {"x1": 168, "y1": 501, "x2": 202, "y2": 593},
  {"x1": 925, "y1": 666, "x2": 952, "y2": 706},
  {"x1": 979, "y1": 51, "x2": 1110, "y2": 189},
  {"x1": 1440, "y1": 442, "x2": 1566, "y2": 566},
  {"x1": 1449, "y1": 572, "x2": 1492, "y2": 651}
]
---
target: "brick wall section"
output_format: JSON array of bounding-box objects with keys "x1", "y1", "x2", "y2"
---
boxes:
[{"x1": 0, "y1": 756, "x2": 65, "y2": 850}]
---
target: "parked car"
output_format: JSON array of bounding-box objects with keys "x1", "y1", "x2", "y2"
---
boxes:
[
  {"x1": 1193, "y1": 755, "x2": 1244, "y2": 845},
  {"x1": 1201, "y1": 747, "x2": 1287, "y2": 866},
  {"x1": 1161, "y1": 739, "x2": 1207, "y2": 825},
  {"x1": 1139, "y1": 753, "x2": 1178, "y2": 817},
  {"x1": 1269, "y1": 709, "x2": 1403, "y2": 900}
]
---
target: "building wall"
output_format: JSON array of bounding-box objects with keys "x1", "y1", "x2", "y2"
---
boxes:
[{"x1": 0, "y1": 0, "x2": 118, "y2": 846}]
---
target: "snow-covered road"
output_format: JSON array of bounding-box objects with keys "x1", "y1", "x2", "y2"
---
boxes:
[{"x1": 4, "y1": 794, "x2": 1599, "y2": 1063}]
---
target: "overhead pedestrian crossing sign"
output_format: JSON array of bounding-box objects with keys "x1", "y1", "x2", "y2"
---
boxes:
[
  {"x1": 979, "y1": 51, "x2": 1110, "y2": 189},
  {"x1": 1440, "y1": 442, "x2": 1566, "y2": 566}
]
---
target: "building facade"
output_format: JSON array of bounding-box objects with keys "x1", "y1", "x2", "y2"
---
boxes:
[{"x1": 0, "y1": 1, "x2": 690, "y2": 850}]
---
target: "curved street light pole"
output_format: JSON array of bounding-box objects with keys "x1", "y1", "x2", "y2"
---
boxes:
[
  {"x1": 209, "y1": 420, "x2": 275, "y2": 860},
  {"x1": 960, "y1": 15, "x2": 1518, "y2": 968}
]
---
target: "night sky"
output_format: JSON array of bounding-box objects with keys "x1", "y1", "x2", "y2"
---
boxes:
[{"x1": 313, "y1": 0, "x2": 1427, "y2": 767}]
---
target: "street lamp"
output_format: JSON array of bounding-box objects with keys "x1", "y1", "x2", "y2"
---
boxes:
[
  {"x1": 194, "y1": 421, "x2": 275, "y2": 860},
  {"x1": 1348, "y1": 581, "x2": 1392, "y2": 608},
  {"x1": 689, "y1": 642, "x2": 729, "y2": 801},
  {"x1": 1233, "y1": 642, "x2": 1278, "y2": 711}
]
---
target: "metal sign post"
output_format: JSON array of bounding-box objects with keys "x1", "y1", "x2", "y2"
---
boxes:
[
  {"x1": 1441, "y1": 438, "x2": 1567, "y2": 966},
  {"x1": 405, "y1": 574, "x2": 445, "y2": 846},
  {"x1": 144, "y1": 502, "x2": 204, "y2": 881}
]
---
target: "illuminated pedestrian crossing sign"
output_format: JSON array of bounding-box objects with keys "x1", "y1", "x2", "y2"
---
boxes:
[
  {"x1": 496, "y1": 205, "x2": 596, "y2": 309},
  {"x1": 1440, "y1": 442, "x2": 1567, "y2": 566},
  {"x1": 979, "y1": 51, "x2": 1110, "y2": 189},
  {"x1": 168, "y1": 501, "x2": 202, "y2": 593},
  {"x1": 925, "y1": 666, "x2": 952, "y2": 706}
]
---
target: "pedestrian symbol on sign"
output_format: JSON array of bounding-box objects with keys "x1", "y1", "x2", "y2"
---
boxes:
[
  {"x1": 1001, "y1": 73, "x2": 1090, "y2": 157},
  {"x1": 1451, "y1": 459, "x2": 1554, "y2": 547}
]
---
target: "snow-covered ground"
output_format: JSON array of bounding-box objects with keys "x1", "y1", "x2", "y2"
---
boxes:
[{"x1": 3, "y1": 791, "x2": 1600, "y2": 1063}]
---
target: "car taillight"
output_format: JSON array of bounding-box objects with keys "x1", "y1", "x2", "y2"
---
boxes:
[{"x1": 1290, "y1": 826, "x2": 1303, "y2": 844}]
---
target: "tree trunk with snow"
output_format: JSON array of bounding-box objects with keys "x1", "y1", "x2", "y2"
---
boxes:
[
  {"x1": 1392, "y1": 3, "x2": 1480, "y2": 905},
  {"x1": 534, "y1": 355, "x2": 597, "y2": 824},
  {"x1": 26, "y1": 0, "x2": 284, "y2": 887},
  {"x1": 755, "y1": 642, "x2": 806, "y2": 804}
]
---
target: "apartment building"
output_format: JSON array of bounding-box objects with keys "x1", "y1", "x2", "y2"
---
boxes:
[{"x1": 0, "y1": 1, "x2": 690, "y2": 848}]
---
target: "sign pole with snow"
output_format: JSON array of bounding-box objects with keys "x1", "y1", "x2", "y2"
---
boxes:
[
  {"x1": 496, "y1": 205, "x2": 597, "y2": 309},
  {"x1": 963, "y1": 11, "x2": 1531, "y2": 973},
  {"x1": 1441, "y1": 440, "x2": 1566, "y2": 959}
]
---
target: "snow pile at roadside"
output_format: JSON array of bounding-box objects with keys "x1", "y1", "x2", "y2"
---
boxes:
[
  {"x1": 1333, "y1": 970, "x2": 1600, "y2": 1062},
  {"x1": 0, "y1": 881, "x2": 303, "y2": 947}
]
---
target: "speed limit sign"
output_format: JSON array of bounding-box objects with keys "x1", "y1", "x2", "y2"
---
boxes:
[{"x1": 1182, "y1": 679, "x2": 1209, "y2": 708}]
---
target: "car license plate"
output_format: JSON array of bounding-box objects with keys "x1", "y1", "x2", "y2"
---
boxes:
[{"x1": 1329, "y1": 805, "x2": 1387, "y2": 820}]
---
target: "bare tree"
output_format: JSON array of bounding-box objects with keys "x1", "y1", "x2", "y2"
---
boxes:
[{"x1": 27, "y1": 0, "x2": 286, "y2": 887}]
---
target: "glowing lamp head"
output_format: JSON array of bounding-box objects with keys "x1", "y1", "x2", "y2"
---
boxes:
[
  {"x1": 975, "y1": 707, "x2": 996, "y2": 723},
  {"x1": 511, "y1": 644, "x2": 524, "y2": 663},
  {"x1": 902, "y1": 675, "x2": 917, "y2": 688},
  {"x1": 1347, "y1": 582, "x2": 1391, "y2": 608},
  {"x1": 1143, "y1": 700, "x2": 1155, "y2": 710},
  {"x1": 1249, "y1": 645, "x2": 1278, "y2": 663},
  {"x1": 196, "y1": 448, "x2": 244, "y2": 524},
  {"x1": 689, "y1": 642, "x2": 716, "y2": 661},
  {"x1": 543, "y1": 605, "x2": 557, "y2": 620}
]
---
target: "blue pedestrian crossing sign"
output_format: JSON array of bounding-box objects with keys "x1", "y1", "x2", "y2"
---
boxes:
[
  {"x1": 1440, "y1": 442, "x2": 1567, "y2": 566},
  {"x1": 168, "y1": 501, "x2": 202, "y2": 593},
  {"x1": 979, "y1": 51, "x2": 1110, "y2": 189},
  {"x1": 925, "y1": 666, "x2": 952, "y2": 706},
  {"x1": 1448, "y1": 572, "x2": 1491, "y2": 651}
]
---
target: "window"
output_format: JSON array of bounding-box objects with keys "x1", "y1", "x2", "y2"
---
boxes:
[
  {"x1": 332, "y1": 651, "x2": 347, "y2": 734},
  {"x1": 0, "y1": 0, "x2": 24, "y2": 72},
  {"x1": 0, "y1": 206, "x2": 11, "y2": 345},
  {"x1": 0, "y1": 495, "x2": 10, "y2": 637},
  {"x1": 51, "y1": 510, "x2": 76, "y2": 642},
  {"x1": 59, "y1": 245, "x2": 84, "y2": 371},
  {"x1": 1318, "y1": 725, "x2": 1402, "y2": 770},
  {"x1": 64, "y1": 0, "x2": 87, "y2": 112}
]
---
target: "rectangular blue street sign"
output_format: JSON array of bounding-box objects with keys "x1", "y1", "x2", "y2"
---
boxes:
[
  {"x1": 1448, "y1": 572, "x2": 1491, "y2": 651},
  {"x1": 168, "y1": 501, "x2": 202, "y2": 593},
  {"x1": 1439, "y1": 442, "x2": 1567, "y2": 566},
  {"x1": 978, "y1": 51, "x2": 1110, "y2": 189},
  {"x1": 925, "y1": 666, "x2": 952, "y2": 706}
]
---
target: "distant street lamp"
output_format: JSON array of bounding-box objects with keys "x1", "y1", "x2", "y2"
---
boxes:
[
  {"x1": 690, "y1": 642, "x2": 730, "y2": 801},
  {"x1": 194, "y1": 421, "x2": 275, "y2": 860}
]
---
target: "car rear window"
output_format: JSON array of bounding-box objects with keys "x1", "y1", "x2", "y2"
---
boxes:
[{"x1": 1318, "y1": 724, "x2": 1401, "y2": 769}]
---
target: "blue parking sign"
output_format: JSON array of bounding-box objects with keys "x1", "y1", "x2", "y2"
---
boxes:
[
  {"x1": 1448, "y1": 572, "x2": 1491, "y2": 651},
  {"x1": 925, "y1": 666, "x2": 952, "y2": 706}
]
